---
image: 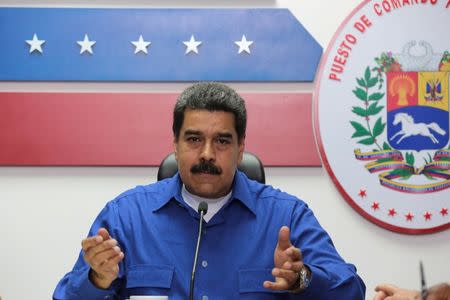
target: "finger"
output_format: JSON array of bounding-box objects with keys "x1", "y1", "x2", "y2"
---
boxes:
[
  {"x1": 375, "y1": 284, "x2": 399, "y2": 295},
  {"x1": 98, "y1": 228, "x2": 111, "y2": 241},
  {"x1": 277, "y1": 226, "x2": 292, "y2": 251},
  {"x1": 285, "y1": 246, "x2": 302, "y2": 262},
  {"x1": 101, "y1": 251, "x2": 125, "y2": 269},
  {"x1": 84, "y1": 239, "x2": 118, "y2": 263},
  {"x1": 263, "y1": 278, "x2": 290, "y2": 291},
  {"x1": 373, "y1": 291, "x2": 388, "y2": 300},
  {"x1": 90, "y1": 246, "x2": 122, "y2": 269},
  {"x1": 81, "y1": 228, "x2": 111, "y2": 250},
  {"x1": 81, "y1": 235, "x2": 104, "y2": 251},
  {"x1": 384, "y1": 296, "x2": 410, "y2": 300},
  {"x1": 282, "y1": 260, "x2": 304, "y2": 273},
  {"x1": 90, "y1": 251, "x2": 124, "y2": 286},
  {"x1": 272, "y1": 267, "x2": 299, "y2": 285}
]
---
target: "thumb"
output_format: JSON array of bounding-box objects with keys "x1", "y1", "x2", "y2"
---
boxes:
[
  {"x1": 375, "y1": 284, "x2": 399, "y2": 296},
  {"x1": 97, "y1": 228, "x2": 111, "y2": 241},
  {"x1": 373, "y1": 291, "x2": 388, "y2": 300},
  {"x1": 277, "y1": 226, "x2": 292, "y2": 250}
]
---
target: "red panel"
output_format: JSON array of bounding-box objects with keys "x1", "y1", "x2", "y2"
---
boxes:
[
  {"x1": 245, "y1": 93, "x2": 319, "y2": 166},
  {"x1": 0, "y1": 92, "x2": 320, "y2": 166}
]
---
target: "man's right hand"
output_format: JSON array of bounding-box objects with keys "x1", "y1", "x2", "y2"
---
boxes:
[{"x1": 81, "y1": 228, "x2": 124, "y2": 289}]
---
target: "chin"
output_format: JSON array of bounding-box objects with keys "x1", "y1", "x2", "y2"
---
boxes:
[
  {"x1": 191, "y1": 186, "x2": 219, "y2": 198},
  {"x1": 191, "y1": 183, "x2": 232, "y2": 198}
]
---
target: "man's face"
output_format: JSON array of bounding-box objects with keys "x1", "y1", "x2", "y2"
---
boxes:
[{"x1": 174, "y1": 108, "x2": 244, "y2": 198}]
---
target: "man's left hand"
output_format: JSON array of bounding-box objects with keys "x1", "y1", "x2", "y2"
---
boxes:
[{"x1": 263, "y1": 226, "x2": 305, "y2": 291}]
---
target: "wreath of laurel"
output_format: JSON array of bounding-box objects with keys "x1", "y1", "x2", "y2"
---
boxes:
[{"x1": 350, "y1": 52, "x2": 450, "y2": 181}]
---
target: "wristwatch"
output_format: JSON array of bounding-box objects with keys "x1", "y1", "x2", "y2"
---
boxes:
[
  {"x1": 290, "y1": 265, "x2": 312, "y2": 293},
  {"x1": 298, "y1": 265, "x2": 311, "y2": 290}
]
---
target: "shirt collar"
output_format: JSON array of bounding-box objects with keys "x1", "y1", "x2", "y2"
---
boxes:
[
  {"x1": 152, "y1": 170, "x2": 257, "y2": 216},
  {"x1": 152, "y1": 173, "x2": 184, "y2": 212},
  {"x1": 231, "y1": 170, "x2": 257, "y2": 215}
]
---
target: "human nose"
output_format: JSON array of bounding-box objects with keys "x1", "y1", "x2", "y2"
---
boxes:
[{"x1": 200, "y1": 140, "x2": 216, "y2": 161}]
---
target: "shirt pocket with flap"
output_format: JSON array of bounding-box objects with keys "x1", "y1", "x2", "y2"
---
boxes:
[
  {"x1": 238, "y1": 268, "x2": 286, "y2": 298},
  {"x1": 126, "y1": 264, "x2": 174, "y2": 295}
]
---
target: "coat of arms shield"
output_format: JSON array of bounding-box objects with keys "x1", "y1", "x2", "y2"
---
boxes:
[{"x1": 387, "y1": 71, "x2": 449, "y2": 151}]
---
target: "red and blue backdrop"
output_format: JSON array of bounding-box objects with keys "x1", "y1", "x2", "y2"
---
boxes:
[{"x1": 0, "y1": 8, "x2": 322, "y2": 166}]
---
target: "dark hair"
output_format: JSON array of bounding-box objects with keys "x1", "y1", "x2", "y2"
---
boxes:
[{"x1": 173, "y1": 82, "x2": 247, "y2": 142}]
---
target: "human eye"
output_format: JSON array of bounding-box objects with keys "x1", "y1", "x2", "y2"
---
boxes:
[
  {"x1": 187, "y1": 136, "x2": 201, "y2": 143},
  {"x1": 216, "y1": 137, "x2": 231, "y2": 145}
]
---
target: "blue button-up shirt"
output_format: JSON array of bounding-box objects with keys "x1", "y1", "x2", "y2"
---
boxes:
[{"x1": 53, "y1": 171, "x2": 365, "y2": 299}]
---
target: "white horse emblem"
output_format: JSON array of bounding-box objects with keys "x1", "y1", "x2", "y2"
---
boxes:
[{"x1": 390, "y1": 112, "x2": 446, "y2": 144}]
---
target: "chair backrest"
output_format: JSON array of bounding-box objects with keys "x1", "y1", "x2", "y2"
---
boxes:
[{"x1": 157, "y1": 152, "x2": 265, "y2": 184}]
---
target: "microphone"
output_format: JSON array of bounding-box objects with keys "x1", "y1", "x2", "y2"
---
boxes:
[{"x1": 189, "y1": 201, "x2": 208, "y2": 300}]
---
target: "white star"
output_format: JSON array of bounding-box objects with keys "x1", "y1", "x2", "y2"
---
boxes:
[
  {"x1": 234, "y1": 35, "x2": 254, "y2": 54},
  {"x1": 131, "y1": 35, "x2": 151, "y2": 54},
  {"x1": 77, "y1": 34, "x2": 96, "y2": 55},
  {"x1": 25, "y1": 33, "x2": 45, "y2": 54},
  {"x1": 183, "y1": 35, "x2": 202, "y2": 54}
]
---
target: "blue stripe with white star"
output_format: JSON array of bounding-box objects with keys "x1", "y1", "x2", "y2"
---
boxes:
[{"x1": 0, "y1": 8, "x2": 322, "y2": 81}]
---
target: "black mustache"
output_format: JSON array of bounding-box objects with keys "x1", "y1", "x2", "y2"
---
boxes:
[{"x1": 191, "y1": 161, "x2": 222, "y2": 175}]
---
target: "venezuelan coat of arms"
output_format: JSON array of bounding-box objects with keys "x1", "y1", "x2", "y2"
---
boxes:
[{"x1": 314, "y1": 1, "x2": 449, "y2": 234}]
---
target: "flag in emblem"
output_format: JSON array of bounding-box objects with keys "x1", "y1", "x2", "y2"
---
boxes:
[{"x1": 387, "y1": 71, "x2": 449, "y2": 151}]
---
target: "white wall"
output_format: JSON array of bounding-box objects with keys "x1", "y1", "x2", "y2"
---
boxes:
[{"x1": 0, "y1": 1, "x2": 449, "y2": 299}]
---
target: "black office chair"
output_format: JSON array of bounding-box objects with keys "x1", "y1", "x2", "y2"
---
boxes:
[{"x1": 157, "y1": 152, "x2": 265, "y2": 184}]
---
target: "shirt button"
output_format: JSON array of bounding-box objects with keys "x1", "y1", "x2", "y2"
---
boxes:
[
  {"x1": 201, "y1": 260, "x2": 208, "y2": 268},
  {"x1": 202, "y1": 296, "x2": 208, "y2": 300}
]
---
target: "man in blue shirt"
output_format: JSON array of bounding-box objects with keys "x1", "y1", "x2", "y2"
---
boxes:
[{"x1": 54, "y1": 82, "x2": 365, "y2": 299}]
